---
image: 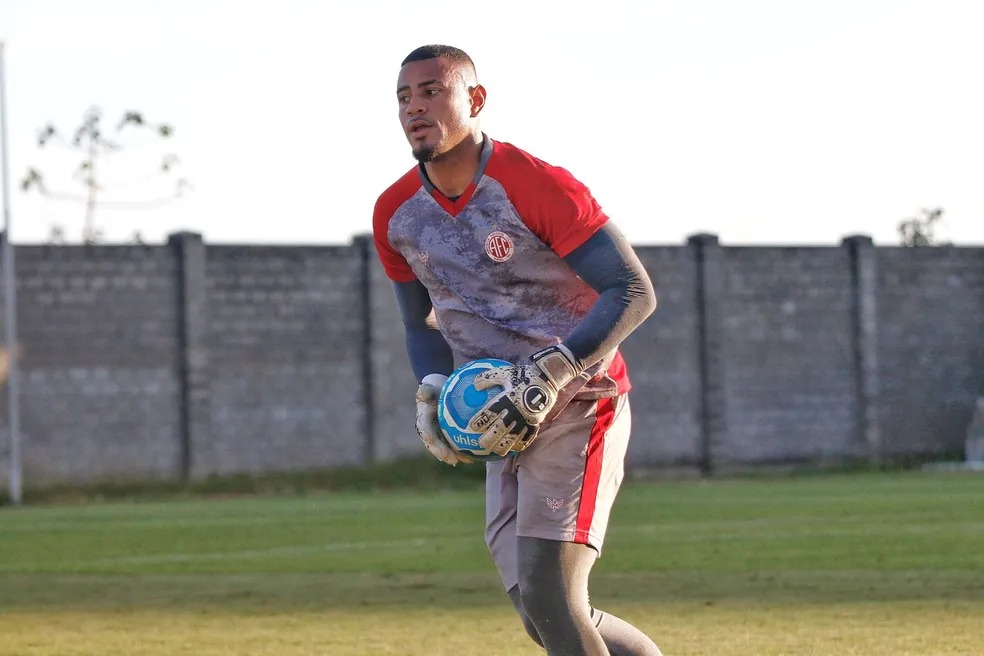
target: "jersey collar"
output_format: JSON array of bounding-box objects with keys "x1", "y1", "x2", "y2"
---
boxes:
[{"x1": 418, "y1": 134, "x2": 494, "y2": 217}]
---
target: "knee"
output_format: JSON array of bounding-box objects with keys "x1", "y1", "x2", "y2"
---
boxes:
[
  {"x1": 517, "y1": 571, "x2": 588, "y2": 622},
  {"x1": 517, "y1": 575, "x2": 553, "y2": 622},
  {"x1": 507, "y1": 585, "x2": 544, "y2": 647},
  {"x1": 515, "y1": 606, "x2": 544, "y2": 647}
]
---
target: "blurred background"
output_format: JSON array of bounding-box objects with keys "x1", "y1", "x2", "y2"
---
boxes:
[
  {"x1": 2, "y1": 0, "x2": 983, "y2": 246},
  {"x1": 0, "y1": 0, "x2": 982, "y2": 500},
  {"x1": 0, "y1": 5, "x2": 982, "y2": 656}
]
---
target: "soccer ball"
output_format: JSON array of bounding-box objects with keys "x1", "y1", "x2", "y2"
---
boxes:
[{"x1": 438, "y1": 358, "x2": 511, "y2": 462}]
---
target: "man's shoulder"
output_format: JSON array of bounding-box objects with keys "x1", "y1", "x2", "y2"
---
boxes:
[
  {"x1": 374, "y1": 166, "x2": 422, "y2": 218},
  {"x1": 487, "y1": 139, "x2": 592, "y2": 200},
  {"x1": 489, "y1": 140, "x2": 563, "y2": 178}
]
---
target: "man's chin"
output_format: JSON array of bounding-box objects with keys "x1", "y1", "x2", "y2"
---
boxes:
[{"x1": 412, "y1": 144, "x2": 438, "y2": 163}]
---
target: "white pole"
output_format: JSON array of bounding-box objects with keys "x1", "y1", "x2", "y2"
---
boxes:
[{"x1": 0, "y1": 42, "x2": 23, "y2": 505}]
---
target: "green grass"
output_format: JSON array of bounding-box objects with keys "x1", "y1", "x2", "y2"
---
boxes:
[
  {"x1": 3, "y1": 457, "x2": 487, "y2": 506},
  {"x1": 1, "y1": 470, "x2": 982, "y2": 655}
]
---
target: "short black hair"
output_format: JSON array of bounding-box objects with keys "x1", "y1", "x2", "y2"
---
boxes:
[{"x1": 401, "y1": 44, "x2": 477, "y2": 78}]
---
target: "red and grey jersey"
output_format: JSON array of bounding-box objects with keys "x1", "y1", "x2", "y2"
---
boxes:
[{"x1": 373, "y1": 136, "x2": 629, "y2": 398}]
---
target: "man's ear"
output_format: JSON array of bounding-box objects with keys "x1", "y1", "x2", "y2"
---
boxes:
[{"x1": 469, "y1": 84, "x2": 487, "y2": 117}]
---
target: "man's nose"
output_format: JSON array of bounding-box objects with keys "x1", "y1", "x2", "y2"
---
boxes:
[{"x1": 406, "y1": 95, "x2": 426, "y2": 114}]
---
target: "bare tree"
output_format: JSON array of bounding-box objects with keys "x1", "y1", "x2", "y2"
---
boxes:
[
  {"x1": 898, "y1": 207, "x2": 944, "y2": 247},
  {"x1": 21, "y1": 106, "x2": 190, "y2": 243}
]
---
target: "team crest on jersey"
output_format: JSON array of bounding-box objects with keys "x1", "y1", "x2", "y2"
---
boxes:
[{"x1": 484, "y1": 231, "x2": 514, "y2": 262}]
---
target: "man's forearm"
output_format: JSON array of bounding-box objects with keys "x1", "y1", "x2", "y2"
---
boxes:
[
  {"x1": 405, "y1": 326, "x2": 455, "y2": 381},
  {"x1": 394, "y1": 279, "x2": 455, "y2": 380},
  {"x1": 562, "y1": 282, "x2": 655, "y2": 371},
  {"x1": 560, "y1": 223, "x2": 657, "y2": 371}
]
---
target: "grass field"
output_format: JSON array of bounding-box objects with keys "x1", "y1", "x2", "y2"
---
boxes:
[{"x1": 1, "y1": 469, "x2": 982, "y2": 655}]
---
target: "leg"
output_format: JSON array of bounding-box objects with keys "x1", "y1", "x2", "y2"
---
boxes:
[
  {"x1": 507, "y1": 584, "x2": 544, "y2": 648},
  {"x1": 592, "y1": 609, "x2": 664, "y2": 656},
  {"x1": 509, "y1": 579, "x2": 662, "y2": 656},
  {"x1": 486, "y1": 457, "x2": 546, "y2": 645},
  {"x1": 517, "y1": 536, "x2": 609, "y2": 656},
  {"x1": 510, "y1": 395, "x2": 662, "y2": 655},
  {"x1": 487, "y1": 457, "x2": 603, "y2": 653}
]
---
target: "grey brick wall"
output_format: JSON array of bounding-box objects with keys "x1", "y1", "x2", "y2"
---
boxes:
[
  {"x1": 365, "y1": 246, "x2": 421, "y2": 463},
  {"x1": 202, "y1": 244, "x2": 368, "y2": 475},
  {"x1": 2, "y1": 244, "x2": 183, "y2": 485},
  {"x1": 717, "y1": 246, "x2": 860, "y2": 466},
  {"x1": 620, "y1": 246, "x2": 703, "y2": 469},
  {"x1": 876, "y1": 247, "x2": 984, "y2": 458},
  {"x1": 0, "y1": 233, "x2": 981, "y2": 489}
]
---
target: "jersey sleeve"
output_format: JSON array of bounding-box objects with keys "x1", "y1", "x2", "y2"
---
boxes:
[
  {"x1": 372, "y1": 179, "x2": 418, "y2": 283},
  {"x1": 486, "y1": 145, "x2": 610, "y2": 257},
  {"x1": 531, "y1": 167, "x2": 610, "y2": 257}
]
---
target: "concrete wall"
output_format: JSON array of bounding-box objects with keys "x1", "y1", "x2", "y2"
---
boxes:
[
  {"x1": 0, "y1": 233, "x2": 981, "y2": 487},
  {"x1": 876, "y1": 247, "x2": 984, "y2": 459},
  {"x1": 619, "y1": 244, "x2": 703, "y2": 469},
  {"x1": 7, "y1": 243, "x2": 183, "y2": 485},
  {"x1": 717, "y1": 245, "x2": 860, "y2": 466},
  {"x1": 200, "y1": 242, "x2": 370, "y2": 476}
]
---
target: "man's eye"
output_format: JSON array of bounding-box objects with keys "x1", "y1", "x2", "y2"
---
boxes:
[
  {"x1": 398, "y1": 96, "x2": 410, "y2": 104},
  {"x1": 425, "y1": 89, "x2": 440, "y2": 96}
]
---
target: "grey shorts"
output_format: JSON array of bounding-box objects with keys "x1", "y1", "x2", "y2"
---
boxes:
[{"x1": 484, "y1": 394, "x2": 632, "y2": 591}]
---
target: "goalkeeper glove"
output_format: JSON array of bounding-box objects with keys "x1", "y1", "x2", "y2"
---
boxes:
[
  {"x1": 415, "y1": 373, "x2": 474, "y2": 466},
  {"x1": 467, "y1": 345, "x2": 584, "y2": 457}
]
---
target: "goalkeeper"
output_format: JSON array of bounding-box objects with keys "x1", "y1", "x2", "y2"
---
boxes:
[{"x1": 373, "y1": 44, "x2": 662, "y2": 656}]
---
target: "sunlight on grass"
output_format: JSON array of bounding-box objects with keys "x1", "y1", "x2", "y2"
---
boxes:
[{"x1": 1, "y1": 470, "x2": 981, "y2": 655}]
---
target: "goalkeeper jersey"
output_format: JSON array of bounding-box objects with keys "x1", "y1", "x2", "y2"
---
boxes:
[{"x1": 373, "y1": 135, "x2": 629, "y2": 398}]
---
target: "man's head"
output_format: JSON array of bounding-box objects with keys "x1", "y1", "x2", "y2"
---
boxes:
[{"x1": 397, "y1": 45, "x2": 486, "y2": 162}]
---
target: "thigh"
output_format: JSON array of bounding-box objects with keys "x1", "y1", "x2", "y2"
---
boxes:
[
  {"x1": 515, "y1": 394, "x2": 631, "y2": 554},
  {"x1": 485, "y1": 456, "x2": 521, "y2": 591}
]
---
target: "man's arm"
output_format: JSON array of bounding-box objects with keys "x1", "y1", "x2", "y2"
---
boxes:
[
  {"x1": 468, "y1": 222, "x2": 656, "y2": 457},
  {"x1": 393, "y1": 279, "x2": 455, "y2": 381},
  {"x1": 559, "y1": 221, "x2": 657, "y2": 370},
  {"x1": 393, "y1": 279, "x2": 473, "y2": 465}
]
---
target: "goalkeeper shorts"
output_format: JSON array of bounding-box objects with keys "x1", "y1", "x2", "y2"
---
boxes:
[{"x1": 484, "y1": 393, "x2": 631, "y2": 591}]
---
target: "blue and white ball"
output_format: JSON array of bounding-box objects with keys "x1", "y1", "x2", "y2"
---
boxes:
[{"x1": 438, "y1": 358, "x2": 511, "y2": 462}]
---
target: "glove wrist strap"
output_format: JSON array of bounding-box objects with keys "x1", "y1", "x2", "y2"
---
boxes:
[{"x1": 531, "y1": 344, "x2": 583, "y2": 390}]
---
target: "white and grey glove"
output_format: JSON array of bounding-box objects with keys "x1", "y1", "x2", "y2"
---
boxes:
[
  {"x1": 415, "y1": 373, "x2": 474, "y2": 466},
  {"x1": 468, "y1": 345, "x2": 586, "y2": 457}
]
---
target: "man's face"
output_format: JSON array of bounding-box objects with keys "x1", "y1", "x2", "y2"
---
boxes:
[{"x1": 397, "y1": 58, "x2": 477, "y2": 162}]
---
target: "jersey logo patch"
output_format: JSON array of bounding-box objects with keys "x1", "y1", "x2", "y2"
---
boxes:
[{"x1": 484, "y1": 231, "x2": 514, "y2": 263}]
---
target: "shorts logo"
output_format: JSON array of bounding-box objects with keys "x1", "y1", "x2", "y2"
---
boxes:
[
  {"x1": 545, "y1": 497, "x2": 564, "y2": 512},
  {"x1": 485, "y1": 231, "x2": 514, "y2": 262}
]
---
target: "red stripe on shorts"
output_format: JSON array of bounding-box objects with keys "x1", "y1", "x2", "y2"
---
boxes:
[{"x1": 574, "y1": 397, "x2": 617, "y2": 544}]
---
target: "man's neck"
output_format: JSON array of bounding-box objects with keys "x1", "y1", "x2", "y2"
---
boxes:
[{"x1": 423, "y1": 133, "x2": 484, "y2": 198}]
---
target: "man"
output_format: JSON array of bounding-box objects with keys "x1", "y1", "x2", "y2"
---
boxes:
[{"x1": 373, "y1": 44, "x2": 662, "y2": 656}]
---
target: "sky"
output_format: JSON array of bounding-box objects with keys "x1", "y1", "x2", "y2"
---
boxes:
[{"x1": 1, "y1": 0, "x2": 982, "y2": 247}]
